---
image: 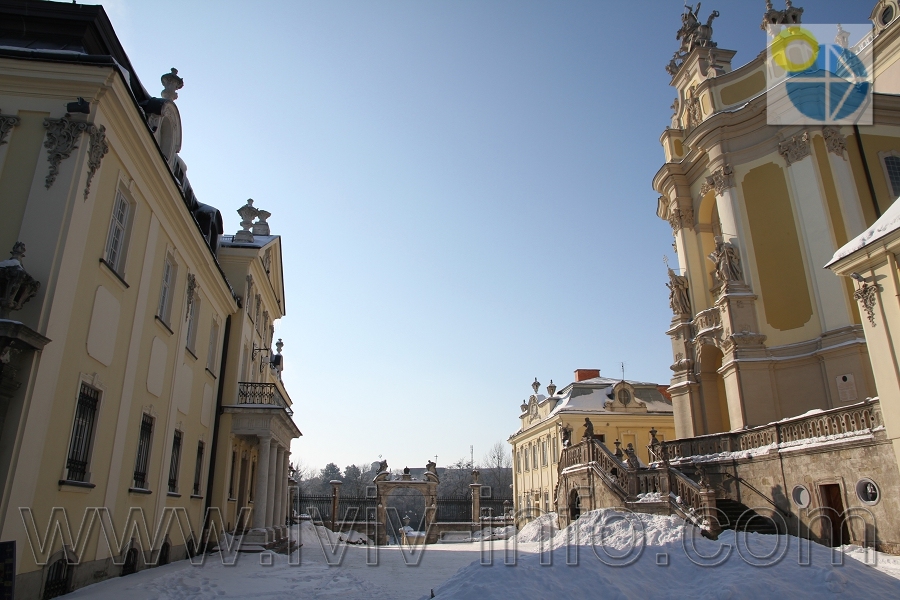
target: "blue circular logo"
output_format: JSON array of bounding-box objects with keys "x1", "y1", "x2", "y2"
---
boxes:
[{"x1": 785, "y1": 42, "x2": 869, "y2": 122}]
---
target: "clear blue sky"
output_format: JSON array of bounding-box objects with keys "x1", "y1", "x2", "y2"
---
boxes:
[{"x1": 88, "y1": 0, "x2": 865, "y2": 472}]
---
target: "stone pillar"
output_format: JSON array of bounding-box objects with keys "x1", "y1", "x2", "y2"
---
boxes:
[
  {"x1": 469, "y1": 476, "x2": 482, "y2": 531},
  {"x1": 265, "y1": 440, "x2": 278, "y2": 537},
  {"x1": 273, "y1": 446, "x2": 285, "y2": 538},
  {"x1": 282, "y1": 452, "x2": 291, "y2": 530},
  {"x1": 250, "y1": 434, "x2": 271, "y2": 534}
]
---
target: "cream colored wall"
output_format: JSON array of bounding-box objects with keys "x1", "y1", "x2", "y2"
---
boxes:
[
  {"x1": 511, "y1": 412, "x2": 676, "y2": 516},
  {"x1": 0, "y1": 62, "x2": 236, "y2": 574}
]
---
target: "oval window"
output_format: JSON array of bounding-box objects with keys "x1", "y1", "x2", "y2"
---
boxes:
[
  {"x1": 883, "y1": 6, "x2": 895, "y2": 26},
  {"x1": 791, "y1": 485, "x2": 810, "y2": 508},
  {"x1": 856, "y1": 478, "x2": 880, "y2": 505}
]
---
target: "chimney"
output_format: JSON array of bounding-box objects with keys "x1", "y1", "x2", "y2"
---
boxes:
[{"x1": 574, "y1": 369, "x2": 600, "y2": 382}]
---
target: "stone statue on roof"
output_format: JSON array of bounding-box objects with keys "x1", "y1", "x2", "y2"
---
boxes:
[{"x1": 676, "y1": 4, "x2": 720, "y2": 55}]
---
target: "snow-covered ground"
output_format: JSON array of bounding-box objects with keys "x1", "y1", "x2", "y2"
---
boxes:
[{"x1": 66, "y1": 512, "x2": 900, "y2": 599}]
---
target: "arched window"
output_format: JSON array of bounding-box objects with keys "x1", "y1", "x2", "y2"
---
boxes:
[{"x1": 42, "y1": 557, "x2": 70, "y2": 599}]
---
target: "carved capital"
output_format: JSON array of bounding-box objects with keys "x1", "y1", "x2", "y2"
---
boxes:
[
  {"x1": 0, "y1": 111, "x2": 20, "y2": 146},
  {"x1": 667, "y1": 205, "x2": 694, "y2": 233},
  {"x1": 822, "y1": 126, "x2": 846, "y2": 158},
  {"x1": 854, "y1": 282, "x2": 877, "y2": 327},
  {"x1": 704, "y1": 164, "x2": 734, "y2": 196},
  {"x1": 778, "y1": 132, "x2": 810, "y2": 166}
]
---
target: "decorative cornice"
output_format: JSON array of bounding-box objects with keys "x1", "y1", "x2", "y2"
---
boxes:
[
  {"x1": 778, "y1": 132, "x2": 810, "y2": 166},
  {"x1": 0, "y1": 111, "x2": 20, "y2": 146},
  {"x1": 84, "y1": 124, "x2": 108, "y2": 200},
  {"x1": 854, "y1": 282, "x2": 877, "y2": 327},
  {"x1": 822, "y1": 126, "x2": 846, "y2": 157}
]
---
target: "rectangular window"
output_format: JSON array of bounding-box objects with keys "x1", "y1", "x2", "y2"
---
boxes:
[
  {"x1": 66, "y1": 383, "x2": 100, "y2": 482},
  {"x1": 541, "y1": 440, "x2": 548, "y2": 466},
  {"x1": 185, "y1": 295, "x2": 199, "y2": 353},
  {"x1": 104, "y1": 190, "x2": 130, "y2": 273},
  {"x1": 168, "y1": 430, "x2": 183, "y2": 494},
  {"x1": 524, "y1": 447, "x2": 529, "y2": 471},
  {"x1": 157, "y1": 254, "x2": 176, "y2": 324},
  {"x1": 598, "y1": 434, "x2": 606, "y2": 444},
  {"x1": 516, "y1": 449, "x2": 521, "y2": 473},
  {"x1": 885, "y1": 155, "x2": 900, "y2": 197},
  {"x1": 192, "y1": 441, "x2": 205, "y2": 496},
  {"x1": 552, "y1": 437, "x2": 558, "y2": 463},
  {"x1": 532, "y1": 444, "x2": 537, "y2": 469},
  {"x1": 207, "y1": 319, "x2": 220, "y2": 372},
  {"x1": 544, "y1": 491, "x2": 549, "y2": 513},
  {"x1": 133, "y1": 413, "x2": 154, "y2": 489}
]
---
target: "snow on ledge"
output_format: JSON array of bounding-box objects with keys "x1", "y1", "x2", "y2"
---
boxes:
[{"x1": 827, "y1": 195, "x2": 900, "y2": 267}]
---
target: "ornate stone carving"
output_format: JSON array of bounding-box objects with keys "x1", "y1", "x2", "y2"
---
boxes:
[
  {"x1": 854, "y1": 282, "x2": 877, "y2": 327},
  {"x1": 0, "y1": 242, "x2": 40, "y2": 319},
  {"x1": 44, "y1": 116, "x2": 90, "y2": 189},
  {"x1": 703, "y1": 165, "x2": 734, "y2": 196},
  {"x1": 685, "y1": 86, "x2": 702, "y2": 130},
  {"x1": 778, "y1": 132, "x2": 810, "y2": 166},
  {"x1": 0, "y1": 111, "x2": 20, "y2": 146},
  {"x1": 669, "y1": 98, "x2": 681, "y2": 128},
  {"x1": 761, "y1": 0, "x2": 803, "y2": 33},
  {"x1": 185, "y1": 273, "x2": 197, "y2": 321},
  {"x1": 666, "y1": 267, "x2": 692, "y2": 316},
  {"x1": 161, "y1": 68, "x2": 184, "y2": 101},
  {"x1": 707, "y1": 236, "x2": 743, "y2": 288},
  {"x1": 823, "y1": 126, "x2": 846, "y2": 157},
  {"x1": 235, "y1": 199, "x2": 258, "y2": 243},
  {"x1": 84, "y1": 124, "x2": 108, "y2": 200},
  {"x1": 676, "y1": 4, "x2": 720, "y2": 55},
  {"x1": 667, "y1": 205, "x2": 694, "y2": 232}
]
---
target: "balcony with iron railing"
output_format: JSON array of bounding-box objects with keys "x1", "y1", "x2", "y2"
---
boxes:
[{"x1": 237, "y1": 382, "x2": 293, "y2": 416}]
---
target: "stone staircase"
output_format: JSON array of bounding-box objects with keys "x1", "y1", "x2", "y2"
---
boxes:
[{"x1": 714, "y1": 498, "x2": 779, "y2": 535}]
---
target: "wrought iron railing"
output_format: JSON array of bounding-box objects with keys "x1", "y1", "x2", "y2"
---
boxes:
[
  {"x1": 237, "y1": 382, "x2": 293, "y2": 416},
  {"x1": 656, "y1": 399, "x2": 882, "y2": 461}
]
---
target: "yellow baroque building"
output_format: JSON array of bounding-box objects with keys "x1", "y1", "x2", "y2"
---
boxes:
[
  {"x1": 0, "y1": 2, "x2": 300, "y2": 597},
  {"x1": 655, "y1": 0, "x2": 900, "y2": 438},
  {"x1": 509, "y1": 370, "x2": 675, "y2": 519}
]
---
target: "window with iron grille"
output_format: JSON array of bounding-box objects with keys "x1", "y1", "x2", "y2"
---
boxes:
[
  {"x1": 885, "y1": 155, "x2": 900, "y2": 197},
  {"x1": 132, "y1": 414, "x2": 153, "y2": 489},
  {"x1": 42, "y1": 557, "x2": 70, "y2": 599},
  {"x1": 104, "y1": 190, "x2": 130, "y2": 274},
  {"x1": 193, "y1": 441, "x2": 205, "y2": 496},
  {"x1": 168, "y1": 431, "x2": 182, "y2": 494},
  {"x1": 66, "y1": 383, "x2": 100, "y2": 482},
  {"x1": 157, "y1": 254, "x2": 176, "y2": 324}
]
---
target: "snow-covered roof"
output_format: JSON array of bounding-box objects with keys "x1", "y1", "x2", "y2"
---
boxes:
[
  {"x1": 219, "y1": 234, "x2": 279, "y2": 249},
  {"x1": 548, "y1": 386, "x2": 673, "y2": 417},
  {"x1": 826, "y1": 196, "x2": 900, "y2": 267}
]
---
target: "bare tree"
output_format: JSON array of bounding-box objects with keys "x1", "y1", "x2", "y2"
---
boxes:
[
  {"x1": 437, "y1": 456, "x2": 475, "y2": 497},
  {"x1": 480, "y1": 442, "x2": 512, "y2": 497}
]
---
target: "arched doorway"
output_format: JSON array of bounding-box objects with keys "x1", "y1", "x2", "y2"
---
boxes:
[
  {"x1": 568, "y1": 488, "x2": 581, "y2": 521},
  {"x1": 697, "y1": 344, "x2": 730, "y2": 433}
]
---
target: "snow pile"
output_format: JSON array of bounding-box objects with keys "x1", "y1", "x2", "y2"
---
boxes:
[
  {"x1": 635, "y1": 492, "x2": 664, "y2": 503},
  {"x1": 339, "y1": 529, "x2": 372, "y2": 545},
  {"x1": 428, "y1": 510, "x2": 900, "y2": 599},
  {"x1": 513, "y1": 512, "x2": 558, "y2": 544},
  {"x1": 472, "y1": 526, "x2": 516, "y2": 541}
]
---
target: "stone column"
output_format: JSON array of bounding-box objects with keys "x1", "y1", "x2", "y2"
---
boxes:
[
  {"x1": 250, "y1": 434, "x2": 271, "y2": 533},
  {"x1": 282, "y1": 451, "x2": 291, "y2": 530},
  {"x1": 265, "y1": 440, "x2": 278, "y2": 537},
  {"x1": 273, "y1": 446, "x2": 285, "y2": 538}
]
